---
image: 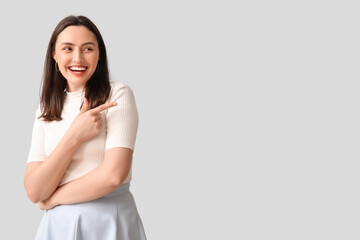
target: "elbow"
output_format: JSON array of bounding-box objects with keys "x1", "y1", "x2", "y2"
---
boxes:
[
  {"x1": 109, "y1": 174, "x2": 125, "y2": 188},
  {"x1": 29, "y1": 195, "x2": 40, "y2": 204},
  {"x1": 24, "y1": 181, "x2": 42, "y2": 203},
  {"x1": 25, "y1": 188, "x2": 41, "y2": 204}
]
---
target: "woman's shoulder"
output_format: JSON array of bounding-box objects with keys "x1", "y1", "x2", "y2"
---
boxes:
[
  {"x1": 110, "y1": 81, "x2": 125, "y2": 88},
  {"x1": 34, "y1": 103, "x2": 43, "y2": 119},
  {"x1": 108, "y1": 82, "x2": 136, "y2": 102},
  {"x1": 110, "y1": 82, "x2": 134, "y2": 93}
]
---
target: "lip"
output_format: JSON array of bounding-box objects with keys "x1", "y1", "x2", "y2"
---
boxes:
[{"x1": 68, "y1": 65, "x2": 88, "y2": 76}]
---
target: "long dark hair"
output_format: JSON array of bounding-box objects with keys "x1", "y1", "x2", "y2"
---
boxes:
[{"x1": 39, "y1": 15, "x2": 111, "y2": 121}]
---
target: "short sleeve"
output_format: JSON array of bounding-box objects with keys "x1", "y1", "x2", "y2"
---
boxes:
[
  {"x1": 27, "y1": 105, "x2": 46, "y2": 163},
  {"x1": 105, "y1": 83, "x2": 139, "y2": 151}
]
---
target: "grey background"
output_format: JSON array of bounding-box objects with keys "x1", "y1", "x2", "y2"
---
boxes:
[{"x1": 0, "y1": 0, "x2": 358, "y2": 239}]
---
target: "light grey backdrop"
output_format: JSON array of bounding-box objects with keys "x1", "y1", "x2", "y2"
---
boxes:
[{"x1": 0, "y1": 0, "x2": 358, "y2": 239}]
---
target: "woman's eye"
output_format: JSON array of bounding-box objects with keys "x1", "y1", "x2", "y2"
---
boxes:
[
  {"x1": 85, "y1": 47, "x2": 93, "y2": 51},
  {"x1": 63, "y1": 47, "x2": 72, "y2": 51}
]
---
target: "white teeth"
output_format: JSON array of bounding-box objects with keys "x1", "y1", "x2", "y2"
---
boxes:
[{"x1": 70, "y1": 67, "x2": 86, "y2": 71}]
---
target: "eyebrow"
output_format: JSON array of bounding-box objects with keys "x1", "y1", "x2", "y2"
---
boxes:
[{"x1": 60, "y1": 42, "x2": 96, "y2": 46}]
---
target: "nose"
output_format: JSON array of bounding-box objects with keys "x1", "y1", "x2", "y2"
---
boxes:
[{"x1": 72, "y1": 49, "x2": 83, "y2": 63}]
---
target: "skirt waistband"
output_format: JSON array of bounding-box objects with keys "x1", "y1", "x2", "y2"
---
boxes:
[{"x1": 100, "y1": 182, "x2": 130, "y2": 199}]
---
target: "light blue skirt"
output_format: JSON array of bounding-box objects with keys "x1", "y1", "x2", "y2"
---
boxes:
[{"x1": 35, "y1": 183, "x2": 147, "y2": 240}]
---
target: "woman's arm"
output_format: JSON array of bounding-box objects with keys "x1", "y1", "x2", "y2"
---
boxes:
[
  {"x1": 38, "y1": 147, "x2": 133, "y2": 210},
  {"x1": 24, "y1": 129, "x2": 82, "y2": 203},
  {"x1": 24, "y1": 99, "x2": 117, "y2": 203}
]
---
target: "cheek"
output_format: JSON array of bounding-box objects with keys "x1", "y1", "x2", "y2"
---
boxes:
[
  {"x1": 56, "y1": 56, "x2": 71, "y2": 73},
  {"x1": 89, "y1": 54, "x2": 99, "y2": 65},
  {"x1": 57, "y1": 55, "x2": 71, "y2": 65}
]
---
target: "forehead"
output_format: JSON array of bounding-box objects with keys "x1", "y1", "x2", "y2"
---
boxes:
[{"x1": 56, "y1": 25, "x2": 98, "y2": 45}]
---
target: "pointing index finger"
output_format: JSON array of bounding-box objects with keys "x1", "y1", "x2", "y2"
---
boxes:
[{"x1": 90, "y1": 102, "x2": 118, "y2": 114}]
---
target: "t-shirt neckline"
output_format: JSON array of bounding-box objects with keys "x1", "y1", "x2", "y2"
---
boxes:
[{"x1": 65, "y1": 88, "x2": 85, "y2": 98}]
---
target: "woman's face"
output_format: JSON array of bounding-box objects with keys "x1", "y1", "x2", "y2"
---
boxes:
[{"x1": 53, "y1": 25, "x2": 100, "y2": 92}]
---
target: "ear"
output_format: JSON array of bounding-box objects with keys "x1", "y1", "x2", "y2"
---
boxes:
[{"x1": 52, "y1": 51, "x2": 57, "y2": 62}]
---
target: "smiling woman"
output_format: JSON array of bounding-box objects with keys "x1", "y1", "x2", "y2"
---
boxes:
[
  {"x1": 24, "y1": 15, "x2": 147, "y2": 240},
  {"x1": 54, "y1": 26, "x2": 99, "y2": 92}
]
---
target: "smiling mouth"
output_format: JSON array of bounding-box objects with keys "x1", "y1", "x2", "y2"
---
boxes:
[{"x1": 68, "y1": 66, "x2": 87, "y2": 72}]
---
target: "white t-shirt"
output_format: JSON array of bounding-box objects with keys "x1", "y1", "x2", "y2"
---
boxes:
[{"x1": 27, "y1": 82, "x2": 139, "y2": 186}]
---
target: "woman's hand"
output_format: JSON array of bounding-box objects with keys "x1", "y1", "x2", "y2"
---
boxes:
[
  {"x1": 38, "y1": 198, "x2": 56, "y2": 210},
  {"x1": 69, "y1": 98, "x2": 117, "y2": 143},
  {"x1": 38, "y1": 191, "x2": 58, "y2": 210}
]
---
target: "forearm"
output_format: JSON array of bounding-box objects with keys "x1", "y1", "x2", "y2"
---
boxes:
[
  {"x1": 50, "y1": 165, "x2": 119, "y2": 206},
  {"x1": 25, "y1": 130, "x2": 82, "y2": 203}
]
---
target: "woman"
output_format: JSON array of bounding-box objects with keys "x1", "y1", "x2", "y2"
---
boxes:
[{"x1": 24, "y1": 15, "x2": 147, "y2": 240}]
